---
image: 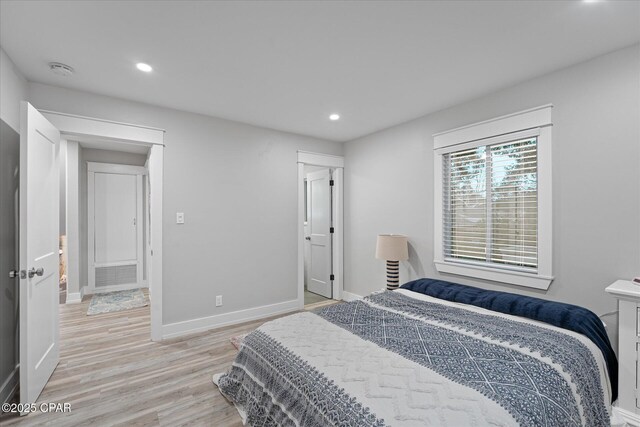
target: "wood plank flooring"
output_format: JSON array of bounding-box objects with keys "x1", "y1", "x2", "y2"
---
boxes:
[{"x1": 1, "y1": 292, "x2": 302, "y2": 427}]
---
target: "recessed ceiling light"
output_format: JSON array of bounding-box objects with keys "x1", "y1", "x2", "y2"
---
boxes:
[
  {"x1": 136, "y1": 62, "x2": 153, "y2": 72},
  {"x1": 329, "y1": 113, "x2": 340, "y2": 121},
  {"x1": 583, "y1": 0, "x2": 600, "y2": 3}
]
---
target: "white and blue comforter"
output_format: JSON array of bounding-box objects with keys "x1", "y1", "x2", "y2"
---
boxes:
[{"x1": 214, "y1": 289, "x2": 612, "y2": 426}]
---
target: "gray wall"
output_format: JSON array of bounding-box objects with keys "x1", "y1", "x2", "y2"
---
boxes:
[
  {"x1": 0, "y1": 47, "x2": 28, "y2": 133},
  {"x1": 0, "y1": 46, "x2": 26, "y2": 403},
  {"x1": 0, "y1": 120, "x2": 19, "y2": 403},
  {"x1": 28, "y1": 83, "x2": 344, "y2": 325},
  {"x1": 343, "y1": 44, "x2": 640, "y2": 349},
  {"x1": 78, "y1": 148, "x2": 148, "y2": 291}
]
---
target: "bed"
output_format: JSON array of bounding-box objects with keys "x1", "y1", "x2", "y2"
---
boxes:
[{"x1": 213, "y1": 278, "x2": 617, "y2": 427}]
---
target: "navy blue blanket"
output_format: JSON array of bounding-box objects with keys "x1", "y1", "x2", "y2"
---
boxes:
[{"x1": 401, "y1": 278, "x2": 618, "y2": 402}]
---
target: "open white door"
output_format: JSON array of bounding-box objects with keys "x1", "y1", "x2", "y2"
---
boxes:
[
  {"x1": 306, "y1": 169, "x2": 332, "y2": 298},
  {"x1": 19, "y1": 102, "x2": 60, "y2": 413}
]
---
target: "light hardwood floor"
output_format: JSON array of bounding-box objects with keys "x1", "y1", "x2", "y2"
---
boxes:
[{"x1": 1, "y1": 292, "x2": 297, "y2": 427}]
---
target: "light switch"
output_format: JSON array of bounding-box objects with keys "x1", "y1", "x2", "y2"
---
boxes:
[{"x1": 176, "y1": 212, "x2": 185, "y2": 224}]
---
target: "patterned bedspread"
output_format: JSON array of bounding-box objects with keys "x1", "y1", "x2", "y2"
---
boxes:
[{"x1": 214, "y1": 289, "x2": 612, "y2": 427}]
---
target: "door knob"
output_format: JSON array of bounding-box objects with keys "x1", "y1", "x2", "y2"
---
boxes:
[
  {"x1": 27, "y1": 267, "x2": 44, "y2": 278},
  {"x1": 8, "y1": 270, "x2": 19, "y2": 279},
  {"x1": 305, "y1": 236, "x2": 311, "y2": 240}
]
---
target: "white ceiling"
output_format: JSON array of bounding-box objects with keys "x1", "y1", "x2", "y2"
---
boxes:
[{"x1": 1, "y1": 1, "x2": 639, "y2": 142}]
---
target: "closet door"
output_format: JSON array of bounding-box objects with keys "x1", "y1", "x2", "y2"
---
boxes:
[
  {"x1": 306, "y1": 169, "x2": 333, "y2": 299},
  {"x1": 95, "y1": 173, "x2": 137, "y2": 262},
  {"x1": 88, "y1": 165, "x2": 143, "y2": 292}
]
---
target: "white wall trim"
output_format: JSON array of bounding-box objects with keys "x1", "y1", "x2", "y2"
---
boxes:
[
  {"x1": 434, "y1": 128, "x2": 541, "y2": 156},
  {"x1": 297, "y1": 151, "x2": 344, "y2": 168},
  {"x1": 0, "y1": 365, "x2": 18, "y2": 404},
  {"x1": 297, "y1": 163, "x2": 305, "y2": 309},
  {"x1": 612, "y1": 406, "x2": 640, "y2": 426},
  {"x1": 161, "y1": 299, "x2": 299, "y2": 340},
  {"x1": 434, "y1": 261, "x2": 553, "y2": 290},
  {"x1": 433, "y1": 106, "x2": 553, "y2": 290},
  {"x1": 65, "y1": 292, "x2": 81, "y2": 304},
  {"x1": 297, "y1": 152, "x2": 345, "y2": 310},
  {"x1": 64, "y1": 140, "x2": 81, "y2": 305},
  {"x1": 341, "y1": 291, "x2": 363, "y2": 302},
  {"x1": 46, "y1": 109, "x2": 164, "y2": 341},
  {"x1": 148, "y1": 145, "x2": 163, "y2": 342},
  {"x1": 87, "y1": 162, "x2": 147, "y2": 174},
  {"x1": 433, "y1": 104, "x2": 553, "y2": 149},
  {"x1": 332, "y1": 167, "x2": 344, "y2": 301},
  {"x1": 94, "y1": 260, "x2": 138, "y2": 268},
  {"x1": 41, "y1": 110, "x2": 165, "y2": 146}
]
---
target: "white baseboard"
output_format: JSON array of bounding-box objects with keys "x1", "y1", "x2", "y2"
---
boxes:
[
  {"x1": 341, "y1": 291, "x2": 363, "y2": 302},
  {"x1": 0, "y1": 365, "x2": 18, "y2": 404},
  {"x1": 65, "y1": 292, "x2": 82, "y2": 304},
  {"x1": 613, "y1": 407, "x2": 640, "y2": 426},
  {"x1": 161, "y1": 299, "x2": 299, "y2": 340}
]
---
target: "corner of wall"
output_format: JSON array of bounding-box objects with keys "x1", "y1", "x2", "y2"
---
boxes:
[{"x1": 0, "y1": 46, "x2": 29, "y2": 132}]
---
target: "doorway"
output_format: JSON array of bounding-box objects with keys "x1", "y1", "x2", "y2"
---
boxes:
[
  {"x1": 297, "y1": 151, "x2": 344, "y2": 309},
  {"x1": 10, "y1": 104, "x2": 164, "y2": 412},
  {"x1": 87, "y1": 161, "x2": 147, "y2": 294},
  {"x1": 304, "y1": 165, "x2": 333, "y2": 305},
  {"x1": 44, "y1": 111, "x2": 165, "y2": 342}
]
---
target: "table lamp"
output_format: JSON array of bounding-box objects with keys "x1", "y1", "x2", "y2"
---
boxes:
[{"x1": 375, "y1": 234, "x2": 408, "y2": 290}]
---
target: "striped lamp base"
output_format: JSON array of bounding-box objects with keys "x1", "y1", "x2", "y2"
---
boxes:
[{"x1": 386, "y1": 260, "x2": 400, "y2": 290}]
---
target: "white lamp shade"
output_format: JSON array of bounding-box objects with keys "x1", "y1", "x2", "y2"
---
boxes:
[{"x1": 375, "y1": 234, "x2": 409, "y2": 261}]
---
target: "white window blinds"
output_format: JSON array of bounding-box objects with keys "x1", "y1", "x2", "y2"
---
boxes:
[{"x1": 443, "y1": 136, "x2": 538, "y2": 271}]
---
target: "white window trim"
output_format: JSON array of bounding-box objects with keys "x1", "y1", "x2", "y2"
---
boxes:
[{"x1": 433, "y1": 104, "x2": 554, "y2": 290}]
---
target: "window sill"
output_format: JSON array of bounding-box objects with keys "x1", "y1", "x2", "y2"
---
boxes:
[{"x1": 434, "y1": 260, "x2": 554, "y2": 290}]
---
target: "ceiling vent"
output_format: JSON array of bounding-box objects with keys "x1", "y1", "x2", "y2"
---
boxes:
[{"x1": 48, "y1": 62, "x2": 74, "y2": 77}]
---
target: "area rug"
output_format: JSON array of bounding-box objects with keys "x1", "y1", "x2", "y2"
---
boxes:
[
  {"x1": 87, "y1": 289, "x2": 148, "y2": 315},
  {"x1": 230, "y1": 333, "x2": 249, "y2": 350}
]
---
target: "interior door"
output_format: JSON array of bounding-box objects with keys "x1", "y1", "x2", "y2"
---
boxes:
[
  {"x1": 306, "y1": 169, "x2": 332, "y2": 298},
  {"x1": 90, "y1": 169, "x2": 142, "y2": 291},
  {"x1": 19, "y1": 102, "x2": 60, "y2": 412},
  {"x1": 94, "y1": 173, "x2": 137, "y2": 263}
]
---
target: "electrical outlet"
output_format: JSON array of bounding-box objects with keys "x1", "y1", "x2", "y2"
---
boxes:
[
  {"x1": 216, "y1": 295, "x2": 223, "y2": 307},
  {"x1": 176, "y1": 212, "x2": 184, "y2": 224}
]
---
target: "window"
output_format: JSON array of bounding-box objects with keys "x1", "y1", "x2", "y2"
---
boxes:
[
  {"x1": 433, "y1": 105, "x2": 553, "y2": 289},
  {"x1": 444, "y1": 136, "x2": 538, "y2": 269}
]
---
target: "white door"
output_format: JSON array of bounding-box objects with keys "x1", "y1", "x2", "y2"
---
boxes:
[
  {"x1": 89, "y1": 165, "x2": 143, "y2": 292},
  {"x1": 94, "y1": 173, "x2": 137, "y2": 263},
  {"x1": 306, "y1": 169, "x2": 332, "y2": 298},
  {"x1": 19, "y1": 102, "x2": 60, "y2": 412}
]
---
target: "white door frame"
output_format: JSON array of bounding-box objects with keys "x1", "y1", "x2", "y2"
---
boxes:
[
  {"x1": 41, "y1": 110, "x2": 164, "y2": 342},
  {"x1": 297, "y1": 151, "x2": 344, "y2": 308},
  {"x1": 87, "y1": 162, "x2": 146, "y2": 294}
]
